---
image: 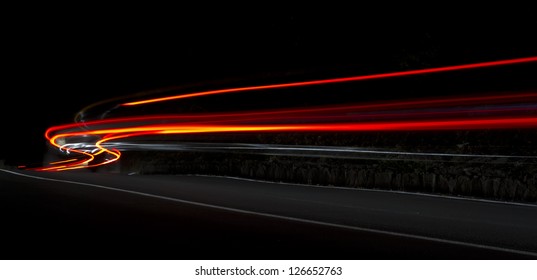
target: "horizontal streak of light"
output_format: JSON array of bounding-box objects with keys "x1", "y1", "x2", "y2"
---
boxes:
[
  {"x1": 47, "y1": 93, "x2": 537, "y2": 138},
  {"x1": 32, "y1": 56, "x2": 537, "y2": 171},
  {"x1": 49, "y1": 158, "x2": 79, "y2": 165},
  {"x1": 104, "y1": 142, "x2": 537, "y2": 160},
  {"x1": 48, "y1": 116, "x2": 537, "y2": 140},
  {"x1": 122, "y1": 56, "x2": 537, "y2": 106},
  {"x1": 154, "y1": 117, "x2": 537, "y2": 134},
  {"x1": 40, "y1": 117, "x2": 537, "y2": 171}
]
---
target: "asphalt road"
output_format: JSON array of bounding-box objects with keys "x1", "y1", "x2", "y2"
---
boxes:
[{"x1": 1, "y1": 168, "x2": 536, "y2": 259}]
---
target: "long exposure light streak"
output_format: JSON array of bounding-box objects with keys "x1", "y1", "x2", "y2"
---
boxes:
[
  {"x1": 103, "y1": 142, "x2": 537, "y2": 160},
  {"x1": 122, "y1": 56, "x2": 537, "y2": 106},
  {"x1": 31, "y1": 56, "x2": 537, "y2": 171}
]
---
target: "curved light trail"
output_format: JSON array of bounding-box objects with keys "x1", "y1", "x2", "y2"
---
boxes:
[
  {"x1": 104, "y1": 142, "x2": 537, "y2": 161},
  {"x1": 122, "y1": 56, "x2": 537, "y2": 106},
  {"x1": 31, "y1": 56, "x2": 537, "y2": 171}
]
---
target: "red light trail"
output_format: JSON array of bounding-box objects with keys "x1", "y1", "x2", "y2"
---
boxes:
[
  {"x1": 122, "y1": 56, "x2": 537, "y2": 106},
  {"x1": 31, "y1": 56, "x2": 537, "y2": 171}
]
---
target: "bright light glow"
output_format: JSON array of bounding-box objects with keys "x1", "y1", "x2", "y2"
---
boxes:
[
  {"x1": 30, "y1": 56, "x2": 537, "y2": 171},
  {"x1": 122, "y1": 56, "x2": 537, "y2": 106}
]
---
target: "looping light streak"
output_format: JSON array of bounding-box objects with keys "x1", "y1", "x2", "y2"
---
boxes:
[{"x1": 31, "y1": 56, "x2": 537, "y2": 171}]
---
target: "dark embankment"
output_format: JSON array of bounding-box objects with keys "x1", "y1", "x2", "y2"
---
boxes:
[{"x1": 116, "y1": 130, "x2": 536, "y2": 203}]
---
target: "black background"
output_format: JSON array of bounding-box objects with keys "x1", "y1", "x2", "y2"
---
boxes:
[{"x1": 2, "y1": 9, "x2": 537, "y2": 164}]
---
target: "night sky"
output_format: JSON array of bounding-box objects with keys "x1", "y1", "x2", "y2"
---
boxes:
[{"x1": 2, "y1": 11, "x2": 536, "y2": 164}]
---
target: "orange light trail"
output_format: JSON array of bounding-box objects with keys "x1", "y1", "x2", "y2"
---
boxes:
[
  {"x1": 122, "y1": 56, "x2": 537, "y2": 106},
  {"x1": 31, "y1": 56, "x2": 537, "y2": 171},
  {"x1": 49, "y1": 158, "x2": 79, "y2": 165},
  {"x1": 38, "y1": 113, "x2": 537, "y2": 171}
]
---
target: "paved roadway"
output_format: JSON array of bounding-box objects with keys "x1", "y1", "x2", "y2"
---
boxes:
[{"x1": 1, "y1": 169, "x2": 536, "y2": 259}]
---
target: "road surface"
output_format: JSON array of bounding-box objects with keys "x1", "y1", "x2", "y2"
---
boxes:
[{"x1": 1, "y1": 168, "x2": 536, "y2": 259}]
